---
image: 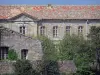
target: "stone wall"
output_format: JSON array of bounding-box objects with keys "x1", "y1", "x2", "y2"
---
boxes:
[
  {"x1": 0, "y1": 61, "x2": 14, "y2": 74},
  {"x1": 0, "y1": 26, "x2": 43, "y2": 61},
  {"x1": 0, "y1": 60, "x2": 42, "y2": 74}
]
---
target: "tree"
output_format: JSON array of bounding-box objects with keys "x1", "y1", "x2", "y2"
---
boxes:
[
  {"x1": 38, "y1": 36, "x2": 60, "y2": 75},
  {"x1": 88, "y1": 26, "x2": 100, "y2": 74},
  {"x1": 38, "y1": 36, "x2": 58, "y2": 61},
  {"x1": 88, "y1": 26, "x2": 100, "y2": 49},
  {"x1": 59, "y1": 34, "x2": 95, "y2": 75}
]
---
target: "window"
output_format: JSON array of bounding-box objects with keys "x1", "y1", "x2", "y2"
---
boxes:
[
  {"x1": 53, "y1": 26, "x2": 58, "y2": 37},
  {"x1": 66, "y1": 26, "x2": 70, "y2": 34},
  {"x1": 40, "y1": 26, "x2": 45, "y2": 35},
  {"x1": 21, "y1": 49, "x2": 28, "y2": 59},
  {"x1": 0, "y1": 47, "x2": 8, "y2": 60},
  {"x1": 20, "y1": 26, "x2": 25, "y2": 34},
  {"x1": 78, "y1": 26, "x2": 83, "y2": 35}
]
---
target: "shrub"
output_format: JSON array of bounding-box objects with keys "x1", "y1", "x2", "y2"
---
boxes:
[
  {"x1": 8, "y1": 49, "x2": 18, "y2": 60},
  {"x1": 43, "y1": 60, "x2": 60, "y2": 75},
  {"x1": 13, "y1": 60, "x2": 39, "y2": 75}
]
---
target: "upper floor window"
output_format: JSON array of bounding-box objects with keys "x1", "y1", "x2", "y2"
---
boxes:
[
  {"x1": 66, "y1": 26, "x2": 70, "y2": 34},
  {"x1": 21, "y1": 49, "x2": 28, "y2": 59},
  {"x1": 40, "y1": 26, "x2": 45, "y2": 35},
  {"x1": 53, "y1": 26, "x2": 58, "y2": 37},
  {"x1": 20, "y1": 26, "x2": 25, "y2": 34},
  {"x1": 78, "y1": 26, "x2": 83, "y2": 35}
]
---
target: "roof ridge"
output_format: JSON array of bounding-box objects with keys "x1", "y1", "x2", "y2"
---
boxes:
[{"x1": 0, "y1": 5, "x2": 100, "y2": 6}]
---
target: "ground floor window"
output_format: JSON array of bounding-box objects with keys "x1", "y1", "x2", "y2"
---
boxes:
[
  {"x1": 0, "y1": 47, "x2": 8, "y2": 60},
  {"x1": 21, "y1": 49, "x2": 28, "y2": 59}
]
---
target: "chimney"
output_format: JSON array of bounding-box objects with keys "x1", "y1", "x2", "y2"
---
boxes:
[{"x1": 47, "y1": 4, "x2": 53, "y2": 9}]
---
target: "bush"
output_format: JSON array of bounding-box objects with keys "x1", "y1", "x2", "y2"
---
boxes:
[
  {"x1": 13, "y1": 60, "x2": 39, "y2": 75},
  {"x1": 42, "y1": 60, "x2": 60, "y2": 75},
  {"x1": 8, "y1": 49, "x2": 18, "y2": 60}
]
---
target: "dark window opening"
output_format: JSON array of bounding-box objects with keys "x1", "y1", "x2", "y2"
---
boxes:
[
  {"x1": 20, "y1": 26, "x2": 25, "y2": 34},
  {"x1": 53, "y1": 26, "x2": 58, "y2": 37},
  {"x1": 21, "y1": 49, "x2": 28, "y2": 59},
  {"x1": 0, "y1": 47, "x2": 8, "y2": 60},
  {"x1": 66, "y1": 26, "x2": 70, "y2": 34}
]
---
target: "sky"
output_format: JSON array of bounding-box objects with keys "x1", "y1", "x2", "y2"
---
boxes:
[{"x1": 0, "y1": 0, "x2": 100, "y2": 5}]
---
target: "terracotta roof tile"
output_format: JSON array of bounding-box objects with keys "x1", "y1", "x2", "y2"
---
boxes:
[{"x1": 0, "y1": 5, "x2": 100, "y2": 19}]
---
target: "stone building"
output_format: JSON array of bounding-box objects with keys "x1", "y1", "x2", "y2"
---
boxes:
[
  {"x1": 0, "y1": 5, "x2": 100, "y2": 60},
  {"x1": 0, "y1": 26, "x2": 43, "y2": 61}
]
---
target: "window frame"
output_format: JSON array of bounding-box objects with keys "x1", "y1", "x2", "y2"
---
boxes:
[
  {"x1": 53, "y1": 26, "x2": 58, "y2": 38},
  {"x1": 0, "y1": 47, "x2": 8, "y2": 60},
  {"x1": 19, "y1": 26, "x2": 25, "y2": 34},
  {"x1": 40, "y1": 26, "x2": 45, "y2": 36},
  {"x1": 78, "y1": 26, "x2": 83, "y2": 35}
]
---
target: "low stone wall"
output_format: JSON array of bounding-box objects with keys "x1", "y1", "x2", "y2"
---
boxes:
[
  {"x1": 0, "y1": 61, "x2": 14, "y2": 74},
  {"x1": 0, "y1": 60, "x2": 42, "y2": 74}
]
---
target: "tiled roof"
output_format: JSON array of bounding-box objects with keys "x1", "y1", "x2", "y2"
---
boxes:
[{"x1": 0, "y1": 5, "x2": 100, "y2": 19}]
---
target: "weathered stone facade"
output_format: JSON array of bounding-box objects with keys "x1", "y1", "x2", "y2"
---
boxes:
[{"x1": 0, "y1": 26, "x2": 43, "y2": 61}]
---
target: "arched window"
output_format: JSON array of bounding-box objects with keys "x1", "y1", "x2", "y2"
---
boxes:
[
  {"x1": 19, "y1": 26, "x2": 25, "y2": 34},
  {"x1": 40, "y1": 26, "x2": 45, "y2": 35},
  {"x1": 21, "y1": 49, "x2": 28, "y2": 59},
  {"x1": 78, "y1": 26, "x2": 83, "y2": 35},
  {"x1": 53, "y1": 26, "x2": 58, "y2": 37},
  {"x1": 0, "y1": 46, "x2": 8, "y2": 60}
]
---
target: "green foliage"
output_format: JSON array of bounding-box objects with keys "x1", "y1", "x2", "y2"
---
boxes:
[
  {"x1": 43, "y1": 60, "x2": 60, "y2": 75},
  {"x1": 88, "y1": 26, "x2": 100, "y2": 49},
  {"x1": 59, "y1": 34, "x2": 95, "y2": 74},
  {"x1": 38, "y1": 36, "x2": 58, "y2": 61},
  {"x1": 88, "y1": 26, "x2": 100, "y2": 74},
  {"x1": 13, "y1": 60, "x2": 39, "y2": 75},
  {"x1": 8, "y1": 49, "x2": 18, "y2": 60}
]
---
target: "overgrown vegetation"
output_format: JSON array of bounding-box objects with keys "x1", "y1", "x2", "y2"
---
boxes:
[
  {"x1": 42, "y1": 60, "x2": 60, "y2": 75},
  {"x1": 38, "y1": 36, "x2": 60, "y2": 75},
  {"x1": 13, "y1": 60, "x2": 39, "y2": 75},
  {"x1": 59, "y1": 34, "x2": 95, "y2": 75},
  {"x1": 38, "y1": 36, "x2": 58, "y2": 61},
  {"x1": 8, "y1": 49, "x2": 18, "y2": 60}
]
